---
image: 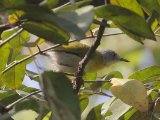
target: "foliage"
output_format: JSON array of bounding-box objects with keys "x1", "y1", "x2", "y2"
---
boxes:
[{"x1": 0, "y1": 0, "x2": 160, "y2": 120}]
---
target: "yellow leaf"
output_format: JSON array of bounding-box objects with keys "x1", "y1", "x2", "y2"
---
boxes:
[{"x1": 110, "y1": 78, "x2": 148, "y2": 112}]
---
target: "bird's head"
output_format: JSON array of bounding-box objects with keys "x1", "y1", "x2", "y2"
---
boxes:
[{"x1": 101, "y1": 50, "x2": 129, "y2": 65}]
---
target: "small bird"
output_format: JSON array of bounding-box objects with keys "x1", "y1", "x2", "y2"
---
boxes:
[{"x1": 46, "y1": 42, "x2": 129, "y2": 73}]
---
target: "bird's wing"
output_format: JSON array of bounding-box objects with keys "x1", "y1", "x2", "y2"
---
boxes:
[{"x1": 54, "y1": 41, "x2": 90, "y2": 58}]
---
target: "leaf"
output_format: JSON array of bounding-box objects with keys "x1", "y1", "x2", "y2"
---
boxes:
[
  {"x1": 107, "y1": 71, "x2": 123, "y2": 78},
  {"x1": 42, "y1": 71, "x2": 80, "y2": 120},
  {"x1": 0, "y1": 0, "x2": 26, "y2": 8},
  {"x1": 105, "y1": 99, "x2": 131, "y2": 120},
  {"x1": 95, "y1": 5, "x2": 155, "y2": 43},
  {"x1": 42, "y1": 112, "x2": 52, "y2": 120},
  {"x1": 119, "y1": 108, "x2": 137, "y2": 120},
  {"x1": 110, "y1": 78, "x2": 148, "y2": 112},
  {"x1": 1, "y1": 55, "x2": 33, "y2": 89},
  {"x1": 22, "y1": 21, "x2": 69, "y2": 44},
  {"x1": 128, "y1": 66, "x2": 160, "y2": 83},
  {"x1": 86, "y1": 104, "x2": 105, "y2": 120},
  {"x1": 12, "y1": 110, "x2": 38, "y2": 120},
  {"x1": 1, "y1": 28, "x2": 30, "y2": 61},
  {"x1": 137, "y1": 0, "x2": 160, "y2": 15},
  {"x1": 83, "y1": 72, "x2": 97, "y2": 80},
  {"x1": 111, "y1": 0, "x2": 144, "y2": 16},
  {"x1": 11, "y1": 4, "x2": 85, "y2": 40},
  {"x1": 0, "y1": 90, "x2": 21, "y2": 105},
  {"x1": 43, "y1": 0, "x2": 59, "y2": 9},
  {"x1": 10, "y1": 4, "x2": 53, "y2": 15},
  {"x1": 101, "y1": 97, "x2": 116, "y2": 116},
  {"x1": 0, "y1": 44, "x2": 11, "y2": 73},
  {"x1": 57, "y1": 5, "x2": 94, "y2": 39},
  {"x1": 15, "y1": 98, "x2": 40, "y2": 112},
  {"x1": 79, "y1": 95, "x2": 89, "y2": 112}
]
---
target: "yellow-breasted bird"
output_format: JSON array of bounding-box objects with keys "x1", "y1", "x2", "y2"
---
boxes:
[{"x1": 46, "y1": 42, "x2": 129, "y2": 73}]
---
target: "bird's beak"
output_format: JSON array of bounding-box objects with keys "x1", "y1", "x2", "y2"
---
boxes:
[{"x1": 120, "y1": 58, "x2": 130, "y2": 62}]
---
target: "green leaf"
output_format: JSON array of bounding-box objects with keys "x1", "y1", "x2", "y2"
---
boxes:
[
  {"x1": 1, "y1": 55, "x2": 33, "y2": 89},
  {"x1": 119, "y1": 108, "x2": 137, "y2": 120},
  {"x1": 137, "y1": 0, "x2": 160, "y2": 15},
  {"x1": 150, "y1": 90, "x2": 158, "y2": 101},
  {"x1": 1, "y1": 28, "x2": 29, "y2": 47},
  {"x1": 42, "y1": 71, "x2": 80, "y2": 120},
  {"x1": 11, "y1": 4, "x2": 85, "y2": 40},
  {"x1": 0, "y1": 90, "x2": 21, "y2": 105},
  {"x1": 57, "y1": 5, "x2": 94, "y2": 36},
  {"x1": 79, "y1": 95, "x2": 89, "y2": 112},
  {"x1": 107, "y1": 71, "x2": 123, "y2": 78},
  {"x1": 95, "y1": 5, "x2": 155, "y2": 43},
  {"x1": 0, "y1": 44, "x2": 11, "y2": 73},
  {"x1": 1, "y1": 28, "x2": 30, "y2": 61},
  {"x1": 128, "y1": 66, "x2": 160, "y2": 83},
  {"x1": 105, "y1": 99, "x2": 131, "y2": 120},
  {"x1": 111, "y1": 0, "x2": 144, "y2": 17},
  {"x1": 86, "y1": 104, "x2": 105, "y2": 120},
  {"x1": 22, "y1": 21, "x2": 69, "y2": 44},
  {"x1": 43, "y1": 0, "x2": 59, "y2": 9},
  {"x1": 55, "y1": 0, "x2": 93, "y2": 12},
  {"x1": 10, "y1": 4, "x2": 53, "y2": 15},
  {"x1": 83, "y1": 72, "x2": 97, "y2": 80},
  {"x1": 0, "y1": 0, "x2": 26, "y2": 8},
  {"x1": 15, "y1": 98, "x2": 40, "y2": 112}
]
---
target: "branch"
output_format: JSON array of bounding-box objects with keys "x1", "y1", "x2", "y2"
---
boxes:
[
  {"x1": 74, "y1": 19, "x2": 107, "y2": 93},
  {"x1": 2, "y1": 90, "x2": 41, "y2": 113},
  {"x1": 0, "y1": 28, "x2": 23, "y2": 47},
  {"x1": 84, "y1": 80, "x2": 111, "y2": 83},
  {"x1": 0, "y1": 22, "x2": 21, "y2": 35}
]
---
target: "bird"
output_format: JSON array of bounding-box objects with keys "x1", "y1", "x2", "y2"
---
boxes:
[{"x1": 46, "y1": 41, "x2": 129, "y2": 73}]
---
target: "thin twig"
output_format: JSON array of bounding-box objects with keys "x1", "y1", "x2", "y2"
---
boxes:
[
  {"x1": 4, "y1": 90, "x2": 42, "y2": 111},
  {"x1": 53, "y1": 1, "x2": 71, "y2": 12},
  {"x1": 79, "y1": 89, "x2": 112, "y2": 97},
  {"x1": 84, "y1": 80, "x2": 111, "y2": 83},
  {"x1": 0, "y1": 28, "x2": 23, "y2": 47},
  {"x1": 74, "y1": 19, "x2": 107, "y2": 93},
  {"x1": 0, "y1": 22, "x2": 21, "y2": 34}
]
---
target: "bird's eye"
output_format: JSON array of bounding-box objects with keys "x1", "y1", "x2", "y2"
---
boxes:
[{"x1": 112, "y1": 53, "x2": 116, "y2": 57}]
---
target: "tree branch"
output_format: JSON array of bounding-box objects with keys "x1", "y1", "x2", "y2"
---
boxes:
[
  {"x1": 84, "y1": 80, "x2": 110, "y2": 83},
  {"x1": 74, "y1": 19, "x2": 107, "y2": 93},
  {"x1": 0, "y1": 28, "x2": 23, "y2": 47},
  {"x1": 2, "y1": 90, "x2": 41, "y2": 113}
]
